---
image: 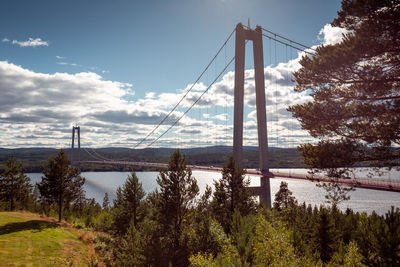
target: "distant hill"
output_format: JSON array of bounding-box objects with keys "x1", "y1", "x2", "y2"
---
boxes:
[{"x1": 0, "y1": 146, "x2": 305, "y2": 172}]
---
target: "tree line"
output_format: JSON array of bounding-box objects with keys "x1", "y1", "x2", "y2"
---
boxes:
[
  {"x1": 1, "y1": 149, "x2": 399, "y2": 266},
  {"x1": 0, "y1": 150, "x2": 95, "y2": 223},
  {"x1": 0, "y1": 146, "x2": 305, "y2": 173}
]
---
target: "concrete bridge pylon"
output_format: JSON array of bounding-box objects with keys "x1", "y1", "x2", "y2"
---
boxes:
[
  {"x1": 71, "y1": 126, "x2": 81, "y2": 169},
  {"x1": 233, "y1": 23, "x2": 272, "y2": 206}
]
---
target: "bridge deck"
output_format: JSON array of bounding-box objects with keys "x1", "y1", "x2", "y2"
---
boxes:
[{"x1": 77, "y1": 160, "x2": 400, "y2": 192}]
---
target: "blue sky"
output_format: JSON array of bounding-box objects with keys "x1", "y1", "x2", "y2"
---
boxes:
[{"x1": 0, "y1": 0, "x2": 345, "y2": 148}]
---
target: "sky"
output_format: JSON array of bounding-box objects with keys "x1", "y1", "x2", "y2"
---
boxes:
[{"x1": 0, "y1": 0, "x2": 347, "y2": 149}]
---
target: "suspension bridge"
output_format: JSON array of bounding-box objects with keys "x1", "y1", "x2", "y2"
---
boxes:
[{"x1": 70, "y1": 23, "x2": 400, "y2": 205}]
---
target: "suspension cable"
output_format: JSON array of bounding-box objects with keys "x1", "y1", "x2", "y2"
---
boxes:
[
  {"x1": 133, "y1": 28, "x2": 236, "y2": 148},
  {"x1": 242, "y1": 24, "x2": 316, "y2": 56},
  {"x1": 135, "y1": 25, "x2": 315, "y2": 149},
  {"x1": 83, "y1": 147, "x2": 108, "y2": 161},
  {"x1": 145, "y1": 56, "x2": 236, "y2": 148},
  {"x1": 261, "y1": 27, "x2": 316, "y2": 52},
  {"x1": 89, "y1": 148, "x2": 111, "y2": 161},
  {"x1": 261, "y1": 32, "x2": 316, "y2": 56}
]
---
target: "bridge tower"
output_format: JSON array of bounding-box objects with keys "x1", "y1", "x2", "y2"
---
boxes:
[
  {"x1": 233, "y1": 23, "x2": 272, "y2": 206},
  {"x1": 71, "y1": 126, "x2": 81, "y2": 168}
]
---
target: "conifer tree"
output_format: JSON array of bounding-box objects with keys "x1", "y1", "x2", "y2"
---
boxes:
[
  {"x1": 273, "y1": 181, "x2": 296, "y2": 211},
  {"x1": 38, "y1": 150, "x2": 85, "y2": 222},
  {"x1": 113, "y1": 171, "x2": 145, "y2": 233},
  {"x1": 312, "y1": 208, "x2": 338, "y2": 263},
  {"x1": 375, "y1": 206, "x2": 400, "y2": 266},
  {"x1": 102, "y1": 192, "x2": 110, "y2": 210},
  {"x1": 212, "y1": 157, "x2": 255, "y2": 232},
  {"x1": 289, "y1": 0, "x2": 400, "y2": 168},
  {"x1": 0, "y1": 156, "x2": 31, "y2": 211},
  {"x1": 123, "y1": 171, "x2": 145, "y2": 227},
  {"x1": 157, "y1": 149, "x2": 199, "y2": 266}
]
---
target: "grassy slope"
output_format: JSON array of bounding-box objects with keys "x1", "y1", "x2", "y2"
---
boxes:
[{"x1": 0, "y1": 212, "x2": 97, "y2": 266}]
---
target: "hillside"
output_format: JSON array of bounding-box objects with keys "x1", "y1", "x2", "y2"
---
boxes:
[
  {"x1": 0, "y1": 146, "x2": 305, "y2": 172},
  {"x1": 0, "y1": 211, "x2": 100, "y2": 266}
]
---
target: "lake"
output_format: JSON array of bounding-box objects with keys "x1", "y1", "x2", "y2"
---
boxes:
[{"x1": 27, "y1": 168, "x2": 400, "y2": 216}]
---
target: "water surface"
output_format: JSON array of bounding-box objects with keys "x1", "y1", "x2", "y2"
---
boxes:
[{"x1": 28, "y1": 168, "x2": 400, "y2": 216}]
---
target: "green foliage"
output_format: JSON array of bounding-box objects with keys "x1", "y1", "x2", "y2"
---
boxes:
[
  {"x1": 273, "y1": 181, "x2": 297, "y2": 211},
  {"x1": 328, "y1": 241, "x2": 366, "y2": 267},
  {"x1": 299, "y1": 140, "x2": 357, "y2": 206},
  {"x1": 289, "y1": 0, "x2": 400, "y2": 207},
  {"x1": 212, "y1": 157, "x2": 255, "y2": 232},
  {"x1": 182, "y1": 213, "x2": 229, "y2": 257},
  {"x1": 114, "y1": 223, "x2": 146, "y2": 266},
  {"x1": 4, "y1": 150, "x2": 399, "y2": 266},
  {"x1": 102, "y1": 192, "x2": 110, "y2": 210},
  {"x1": 156, "y1": 149, "x2": 199, "y2": 266},
  {"x1": 312, "y1": 208, "x2": 339, "y2": 263},
  {"x1": 290, "y1": 0, "x2": 400, "y2": 166},
  {"x1": 112, "y1": 171, "x2": 146, "y2": 234},
  {"x1": 37, "y1": 150, "x2": 85, "y2": 222},
  {"x1": 299, "y1": 140, "x2": 361, "y2": 177},
  {"x1": 375, "y1": 206, "x2": 400, "y2": 266},
  {"x1": 189, "y1": 243, "x2": 242, "y2": 267},
  {"x1": 230, "y1": 211, "x2": 256, "y2": 266},
  {"x1": 252, "y1": 214, "x2": 309, "y2": 266},
  {"x1": 0, "y1": 146, "x2": 305, "y2": 172},
  {"x1": 189, "y1": 253, "x2": 215, "y2": 267},
  {"x1": 136, "y1": 217, "x2": 165, "y2": 266},
  {"x1": 0, "y1": 156, "x2": 32, "y2": 211},
  {"x1": 343, "y1": 241, "x2": 366, "y2": 267},
  {"x1": 317, "y1": 182, "x2": 354, "y2": 207},
  {"x1": 92, "y1": 210, "x2": 113, "y2": 231},
  {"x1": 94, "y1": 232, "x2": 115, "y2": 265}
]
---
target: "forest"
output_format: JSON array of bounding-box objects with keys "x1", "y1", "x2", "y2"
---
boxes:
[
  {"x1": 0, "y1": 150, "x2": 399, "y2": 266},
  {"x1": 0, "y1": 146, "x2": 305, "y2": 172}
]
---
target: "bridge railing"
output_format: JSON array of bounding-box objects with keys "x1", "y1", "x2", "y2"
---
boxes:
[{"x1": 76, "y1": 160, "x2": 400, "y2": 192}]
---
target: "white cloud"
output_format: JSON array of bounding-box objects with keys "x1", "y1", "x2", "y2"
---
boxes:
[
  {"x1": 11, "y1": 37, "x2": 49, "y2": 47},
  {"x1": 2, "y1": 38, "x2": 10, "y2": 43},
  {"x1": 1, "y1": 22, "x2": 336, "y2": 149},
  {"x1": 57, "y1": 61, "x2": 79, "y2": 67},
  {"x1": 56, "y1": 55, "x2": 66, "y2": 59},
  {"x1": 145, "y1": 92, "x2": 156, "y2": 99},
  {"x1": 214, "y1": 113, "x2": 228, "y2": 121},
  {"x1": 318, "y1": 24, "x2": 349, "y2": 45}
]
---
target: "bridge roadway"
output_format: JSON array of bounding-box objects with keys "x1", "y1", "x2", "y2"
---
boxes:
[{"x1": 78, "y1": 160, "x2": 400, "y2": 192}]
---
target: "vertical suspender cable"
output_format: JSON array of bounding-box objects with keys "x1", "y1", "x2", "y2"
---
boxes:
[{"x1": 274, "y1": 36, "x2": 278, "y2": 149}]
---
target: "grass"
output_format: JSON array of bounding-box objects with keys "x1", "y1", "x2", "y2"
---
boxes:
[{"x1": 0, "y1": 211, "x2": 99, "y2": 266}]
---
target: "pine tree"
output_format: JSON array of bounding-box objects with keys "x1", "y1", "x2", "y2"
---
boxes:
[
  {"x1": 123, "y1": 172, "x2": 145, "y2": 227},
  {"x1": 286, "y1": 1, "x2": 400, "y2": 204},
  {"x1": 157, "y1": 149, "x2": 199, "y2": 266},
  {"x1": 230, "y1": 211, "x2": 256, "y2": 266},
  {"x1": 312, "y1": 208, "x2": 338, "y2": 263},
  {"x1": 38, "y1": 150, "x2": 85, "y2": 222},
  {"x1": 0, "y1": 156, "x2": 31, "y2": 211},
  {"x1": 112, "y1": 171, "x2": 146, "y2": 233},
  {"x1": 375, "y1": 206, "x2": 400, "y2": 266},
  {"x1": 273, "y1": 181, "x2": 296, "y2": 211},
  {"x1": 212, "y1": 157, "x2": 255, "y2": 232},
  {"x1": 289, "y1": 0, "x2": 400, "y2": 168},
  {"x1": 102, "y1": 192, "x2": 110, "y2": 210}
]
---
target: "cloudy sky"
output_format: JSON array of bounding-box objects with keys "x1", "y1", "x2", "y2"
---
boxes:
[{"x1": 0, "y1": 0, "x2": 346, "y2": 149}]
